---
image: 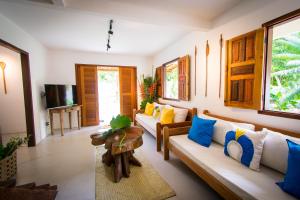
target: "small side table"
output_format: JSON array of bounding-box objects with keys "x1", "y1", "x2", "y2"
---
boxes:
[
  {"x1": 49, "y1": 105, "x2": 81, "y2": 136},
  {"x1": 91, "y1": 126, "x2": 143, "y2": 182}
]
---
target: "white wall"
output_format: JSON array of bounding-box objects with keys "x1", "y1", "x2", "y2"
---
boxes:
[
  {"x1": 46, "y1": 49, "x2": 152, "y2": 129},
  {"x1": 0, "y1": 13, "x2": 48, "y2": 143},
  {"x1": 153, "y1": 0, "x2": 300, "y2": 133},
  {"x1": 0, "y1": 46, "x2": 26, "y2": 134}
]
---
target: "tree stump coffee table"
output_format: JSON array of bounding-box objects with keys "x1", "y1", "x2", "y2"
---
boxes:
[{"x1": 91, "y1": 126, "x2": 143, "y2": 183}]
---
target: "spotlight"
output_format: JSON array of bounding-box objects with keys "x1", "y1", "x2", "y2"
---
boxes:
[{"x1": 106, "y1": 19, "x2": 114, "y2": 51}]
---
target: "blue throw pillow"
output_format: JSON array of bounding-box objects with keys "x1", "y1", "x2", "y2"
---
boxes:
[
  {"x1": 277, "y1": 139, "x2": 300, "y2": 199},
  {"x1": 188, "y1": 116, "x2": 216, "y2": 147}
]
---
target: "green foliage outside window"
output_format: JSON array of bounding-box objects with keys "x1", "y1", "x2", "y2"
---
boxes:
[
  {"x1": 270, "y1": 32, "x2": 300, "y2": 113},
  {"x1": 165, "y1": 64, "x2": 178, "y2": 99}
]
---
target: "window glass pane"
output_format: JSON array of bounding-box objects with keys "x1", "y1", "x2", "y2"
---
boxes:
[
  {"x1": 165, "y1": 61, "x2": 179, "y2": 99},
  {"x1": 267, "y1": 18, "x2": 300, "y2": 114}
]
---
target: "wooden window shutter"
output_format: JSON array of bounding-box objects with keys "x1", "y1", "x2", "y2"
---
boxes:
[
  {"x1": 178, "y1": 55, "x2": 190, "y2": 101},
  {"x1": 225, "y1": 29, "x2": 264, "y2": 109},
  {"x1": 76, "y1": 65, "x2": 99, "y2": 126},
  {"x1": 155, "y1": 66, "x2": 164, "y2": 97},
  {"x1": 119, "y1": 67, "x2": 137, "y2": 120}
]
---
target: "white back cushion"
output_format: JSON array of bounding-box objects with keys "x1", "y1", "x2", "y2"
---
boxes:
[
  {"x1": 261, "y1": 128, "x2": 300, "y2": 174},
  {"x1": 200, "y1": 114, "x2": 255, "y2": 145},
  {"x1": 165, "y1": 105, "x2": 188, "y2": 123}
]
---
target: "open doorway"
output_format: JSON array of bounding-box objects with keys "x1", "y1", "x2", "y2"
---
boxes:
[
  {"x1": 0, "y1": 39, "x2": 36, "y2": 146},
  {"x1": 76, "y1": 64, "x2": 137, "y2": 126},
  {"x1": 98, "y1": 66, "x2": 120, "y2": 126}
]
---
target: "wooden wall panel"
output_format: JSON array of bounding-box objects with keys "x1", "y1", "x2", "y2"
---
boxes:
[
  {"x1": 225, "y1": 29, "x2": 264, "y2": 109},
  {"x1": 155, "y1": 66, "x2": 163, "y2": 97},
  {"x1": 231, "y1": 39, "x2": 245, "y2": 63},
  {"x1": 76, "y1": 65, "x2": 99, "y2": 126},
  {"x1": 178, "y1": 55, "x2": 190, "y2": 101},
  {"x1": 246, "y1": 35, "x2": 256, "y2": 60},
  {"x1": 119, "y1": 67, "x2": 137, "y2": 120}
]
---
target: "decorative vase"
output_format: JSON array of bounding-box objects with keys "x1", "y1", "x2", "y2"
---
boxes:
[{"x1": 0, "y1": 150, "x2": 17, "y2": 182}]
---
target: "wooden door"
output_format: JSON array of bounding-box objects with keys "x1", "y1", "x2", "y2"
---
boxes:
[
  {"x1": 225, "y1": 29, "x2": 264, "y2": 109},
  {"x1": 119, "y1": 67, "x2": 137, "y2": 120},
  {"x1": 76, "y1": 65, "x2": 99, "y2": 126}
]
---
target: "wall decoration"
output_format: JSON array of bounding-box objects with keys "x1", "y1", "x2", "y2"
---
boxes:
[
  {"x1": 219, "y1": 34, "x2": 223, "y2": 98},
  {"x1": 0, "y1": 61, "x2": 7, "y2": 94},
  {"x1": 205, "y1": 40, "x2": 210, "y2": 97},
  {"x1": 194, "y1": 45, "x2": 197, "y2": 96}
]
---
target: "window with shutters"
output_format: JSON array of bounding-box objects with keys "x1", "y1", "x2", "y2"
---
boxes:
[
  {"x1": 225, "y1": 29, "x2": 264, "y2": 109},
  {"x1": 161, "y1": 55, "x2": 190, "y2": 101},
  {"x1": 259, "y1": 9, "x2": 300, "y2": 119}
]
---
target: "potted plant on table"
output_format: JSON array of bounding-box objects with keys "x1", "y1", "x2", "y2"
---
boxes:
[
  {"x1": 0, "y1": 137, "x2": 28, "y2": 182},
  {"x1": 91, "y1": 115, "x2": 131, "y2": 148}
]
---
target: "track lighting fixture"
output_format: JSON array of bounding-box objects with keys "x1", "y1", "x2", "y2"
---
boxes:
[{"x1": 106, "y1": 19, "x2": 114, "y2": 51}]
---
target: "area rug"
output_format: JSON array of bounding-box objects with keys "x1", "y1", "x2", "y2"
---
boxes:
[{"x1": 95, "y1": 146, "x2": 176, "y2": 200}]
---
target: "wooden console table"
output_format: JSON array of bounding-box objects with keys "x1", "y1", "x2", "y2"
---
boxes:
[{"x1": 49, "y1": 105, "x2": 82, "y2": 136}]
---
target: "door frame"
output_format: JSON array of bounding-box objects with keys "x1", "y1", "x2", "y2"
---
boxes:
[
  {"x1": 0, "y1": 38, "x2": 36, "y2": 146},
  {"x1": 75, "y1": 64, "x2": 138, "y2": 124}
]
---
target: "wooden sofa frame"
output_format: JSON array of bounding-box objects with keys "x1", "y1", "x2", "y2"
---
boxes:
[
  {"x1": 163, "y1": 110, "x2": 300, "y2": 200},
  {"x1": 133, "y1": 103, "x2": 197, "y2": 152}
]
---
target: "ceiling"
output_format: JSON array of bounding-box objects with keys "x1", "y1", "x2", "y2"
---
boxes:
[{"x1": 0, "y1": 0, "x2": 242, "y2": 56}]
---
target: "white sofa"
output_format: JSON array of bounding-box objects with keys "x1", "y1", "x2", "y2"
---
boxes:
[
  {"x1": 133, "y1": 103, "x2": 197, "y2": 152},
  {"x1": 163, "y1": 111, "x2": 300, "y2": 200},
  {"x1": 135, "y1": 113, "x2": 157, "y2": 137}
]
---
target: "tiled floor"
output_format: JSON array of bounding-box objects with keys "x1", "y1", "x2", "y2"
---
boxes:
[{"x1": 16, "y1": 127, "x2": 221, "y2": 200}]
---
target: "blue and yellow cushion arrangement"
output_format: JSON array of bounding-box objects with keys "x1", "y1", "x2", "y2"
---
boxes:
[
  {"x1": 224, "y1": 128, "x2": 266, "y2": 171},
  {"x1": 277, "y1": 139, "x2": 300, "y2": 199},
  {"x1": 188, "y1": 116, "x2": 216, "y2": 147}
]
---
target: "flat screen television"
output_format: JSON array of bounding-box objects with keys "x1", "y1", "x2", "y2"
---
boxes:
[{"x1": 45, "y1": 84, "x2": 78, "y2": 109}]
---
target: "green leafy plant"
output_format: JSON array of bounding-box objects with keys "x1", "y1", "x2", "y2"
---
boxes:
[
  {"x1": 270, "y1": 32, "x2": 300, "y2": 113},
  {"x1": 139, "y1": 75, "x2": 158, "y2": 109},
  {"x1": 0, "y1": 137, "x2": 28, "y2": 160},
  {"x1": 100, "y1": 115, "x2": 131, "y2": 147},
  {"x1": 110, "y1": 115, "x2": 131, "y2": 131}
]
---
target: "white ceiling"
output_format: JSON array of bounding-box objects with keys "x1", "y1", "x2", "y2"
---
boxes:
[{"x1": 0, "y1": 0, "x2": 242, "y2": 56}]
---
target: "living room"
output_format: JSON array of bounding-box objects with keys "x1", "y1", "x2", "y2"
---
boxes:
[{"x1": 0, "y1": 0, "x2": 299, "y2": 200}]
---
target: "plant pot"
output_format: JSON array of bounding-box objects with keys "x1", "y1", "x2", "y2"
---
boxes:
[{"x1": 0, "y1": 150, "x2": 17, "y2": 182}]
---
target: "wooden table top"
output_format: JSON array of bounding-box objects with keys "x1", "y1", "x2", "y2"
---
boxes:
[{"x1": 91, "y1": 126, "x2": 143, "y2": 155}]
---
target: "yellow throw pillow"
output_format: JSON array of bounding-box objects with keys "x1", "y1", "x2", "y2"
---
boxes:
[
  {"x1": 144, "y1": 102, "x2": 155, "y2": 116},
  {"x1": 160, "y1": 108, "x2": 174, "y2": 124}
]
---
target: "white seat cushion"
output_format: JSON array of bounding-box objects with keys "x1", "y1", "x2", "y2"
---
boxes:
[
  {"x1": 135, "y1": 113, "x2": 157, "y2": 137},
  {"x1": 261, "y1": 128, "x2": 300, "y2": 174},
  {"x1": 169, "y1": 135, "x2": 297, "y2": 200}
]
